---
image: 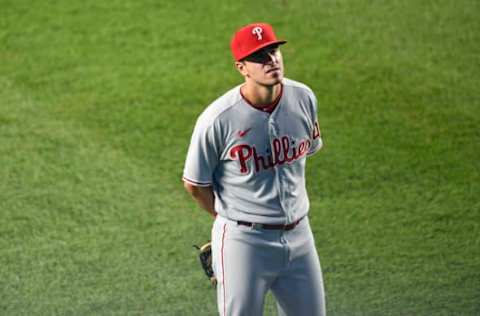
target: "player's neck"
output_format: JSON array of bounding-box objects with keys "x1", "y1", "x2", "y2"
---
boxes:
[{"x1": 241, "y1": 82, "x2": 281, "y2": 108}]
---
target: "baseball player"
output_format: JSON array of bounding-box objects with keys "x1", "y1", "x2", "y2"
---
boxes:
[{"x1": 183, "y1": 22, "x2": 326, "y2": 316}]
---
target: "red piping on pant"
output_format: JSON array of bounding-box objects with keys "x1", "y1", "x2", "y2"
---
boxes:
[{"x1": 221, "y1": 223, "x2": 227, "y2": 316}]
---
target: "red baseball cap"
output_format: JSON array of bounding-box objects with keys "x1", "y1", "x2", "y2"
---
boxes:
[{"x1": 230, "y1": 22, "x2": 287, "y2": 61}]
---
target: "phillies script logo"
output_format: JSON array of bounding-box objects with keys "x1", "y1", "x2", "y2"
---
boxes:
[{"x1": 230, "y1": 136, "x2": 311, "y2": 174}]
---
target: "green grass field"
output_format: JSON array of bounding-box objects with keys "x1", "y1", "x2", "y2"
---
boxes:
[{"x1": 1, "y1": 0, "x2": 479, "y2": 315}]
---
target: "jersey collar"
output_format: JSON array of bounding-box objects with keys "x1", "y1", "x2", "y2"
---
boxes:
[{"x1": 240, "y1": 84, "x2": 283, "y2": 114}]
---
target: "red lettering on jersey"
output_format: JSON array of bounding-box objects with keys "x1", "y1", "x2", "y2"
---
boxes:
[
  {"x1": 272, "y1": 138, "x2": 284, "y2": 165},
  {"x1": 298, "y1": 140, "x2": 306, "y2": 156},
  {"x1": 253, "y1": 148, "x2": 273, "y2": 172},
  {"x1": 229, "y1": 136, "x2": 312, "y2": 173},
  {"x1": 230, "y1": 144, "x2": 253, "y2": 173},
  {"x1": 282, "y1": 136, "x2": 292, "y2": 162}
]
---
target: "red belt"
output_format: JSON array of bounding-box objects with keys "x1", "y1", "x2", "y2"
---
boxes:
[{"x1": 237, "y1": 216, "x2": 305, "y2": 231}]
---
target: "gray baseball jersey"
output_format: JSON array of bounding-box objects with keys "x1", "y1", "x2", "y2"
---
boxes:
[{"x1": 183, "y1": 77, "x2": 322, "y2": 224}]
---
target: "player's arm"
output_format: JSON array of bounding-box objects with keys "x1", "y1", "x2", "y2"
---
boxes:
[
  {"x1": 307, "y1": 93, "x2": 323, "y2": 156},
  {"x1": 183, "y1": 182, "x2": 217, "y2": 218},
  {"x1": 183, "y1": 117, "x2": 220, "y2": 218}
]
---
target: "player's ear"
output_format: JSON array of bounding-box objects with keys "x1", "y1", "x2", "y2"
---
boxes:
[{"x1": 235, "y1": 61, "x2": 248, "y2": 76}]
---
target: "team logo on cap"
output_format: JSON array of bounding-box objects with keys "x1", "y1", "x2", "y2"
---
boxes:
[{"x1": 252, "y1": 26, "x2": 263, "y2": 40}]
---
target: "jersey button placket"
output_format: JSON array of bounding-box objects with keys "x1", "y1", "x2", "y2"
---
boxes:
[
  {"x1": 267, "y1": 118, "x2": 278, "y2": 175},
  {"x1": 268, "y1": 117, "x2": 287, "y2": 219}
]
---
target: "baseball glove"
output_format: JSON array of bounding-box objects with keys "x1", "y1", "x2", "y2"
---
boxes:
[{"x1": 194, "y1": 241, "x2": 217, "y2": 287}]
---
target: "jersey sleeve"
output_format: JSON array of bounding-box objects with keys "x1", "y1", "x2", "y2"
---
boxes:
[
  {"x1": 182, "y1": 119, "x2": 220, "y2": 187},
  {"x1": 307, "y1": 92, "x2": 323, "y2": 156}
]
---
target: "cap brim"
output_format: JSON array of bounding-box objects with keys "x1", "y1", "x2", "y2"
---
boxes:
[{"x1": 237, "y1": 40, "x2": 287, "y2": 61}]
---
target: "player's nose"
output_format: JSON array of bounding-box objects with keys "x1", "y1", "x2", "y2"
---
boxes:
[{"x1": 267, "y1": 52, "x2": 278, "y2": 64}]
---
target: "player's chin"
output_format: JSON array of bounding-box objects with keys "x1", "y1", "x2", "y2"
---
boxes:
[{"x1": 265, "y1": 72, "x2": 283, "y2": 85}]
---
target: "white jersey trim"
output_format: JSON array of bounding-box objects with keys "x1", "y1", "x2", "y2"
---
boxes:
[
  {"x1": 182, "y1": 176, "x2": 213, "y2": 187},
  {"x1": 307, "y1": 137, "x2": 323, "y2": 156}
]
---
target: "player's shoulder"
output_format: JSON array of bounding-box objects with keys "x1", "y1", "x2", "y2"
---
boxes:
[
  {"x1": 195, "y1": 85, "x2": 243, "y2": 128},
  {"x1": 282, "y1": 78, "x2": 315, "y2": 97},
  {"x1": 282, "y1": 78, "x2": 317, "y2": 109}
]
